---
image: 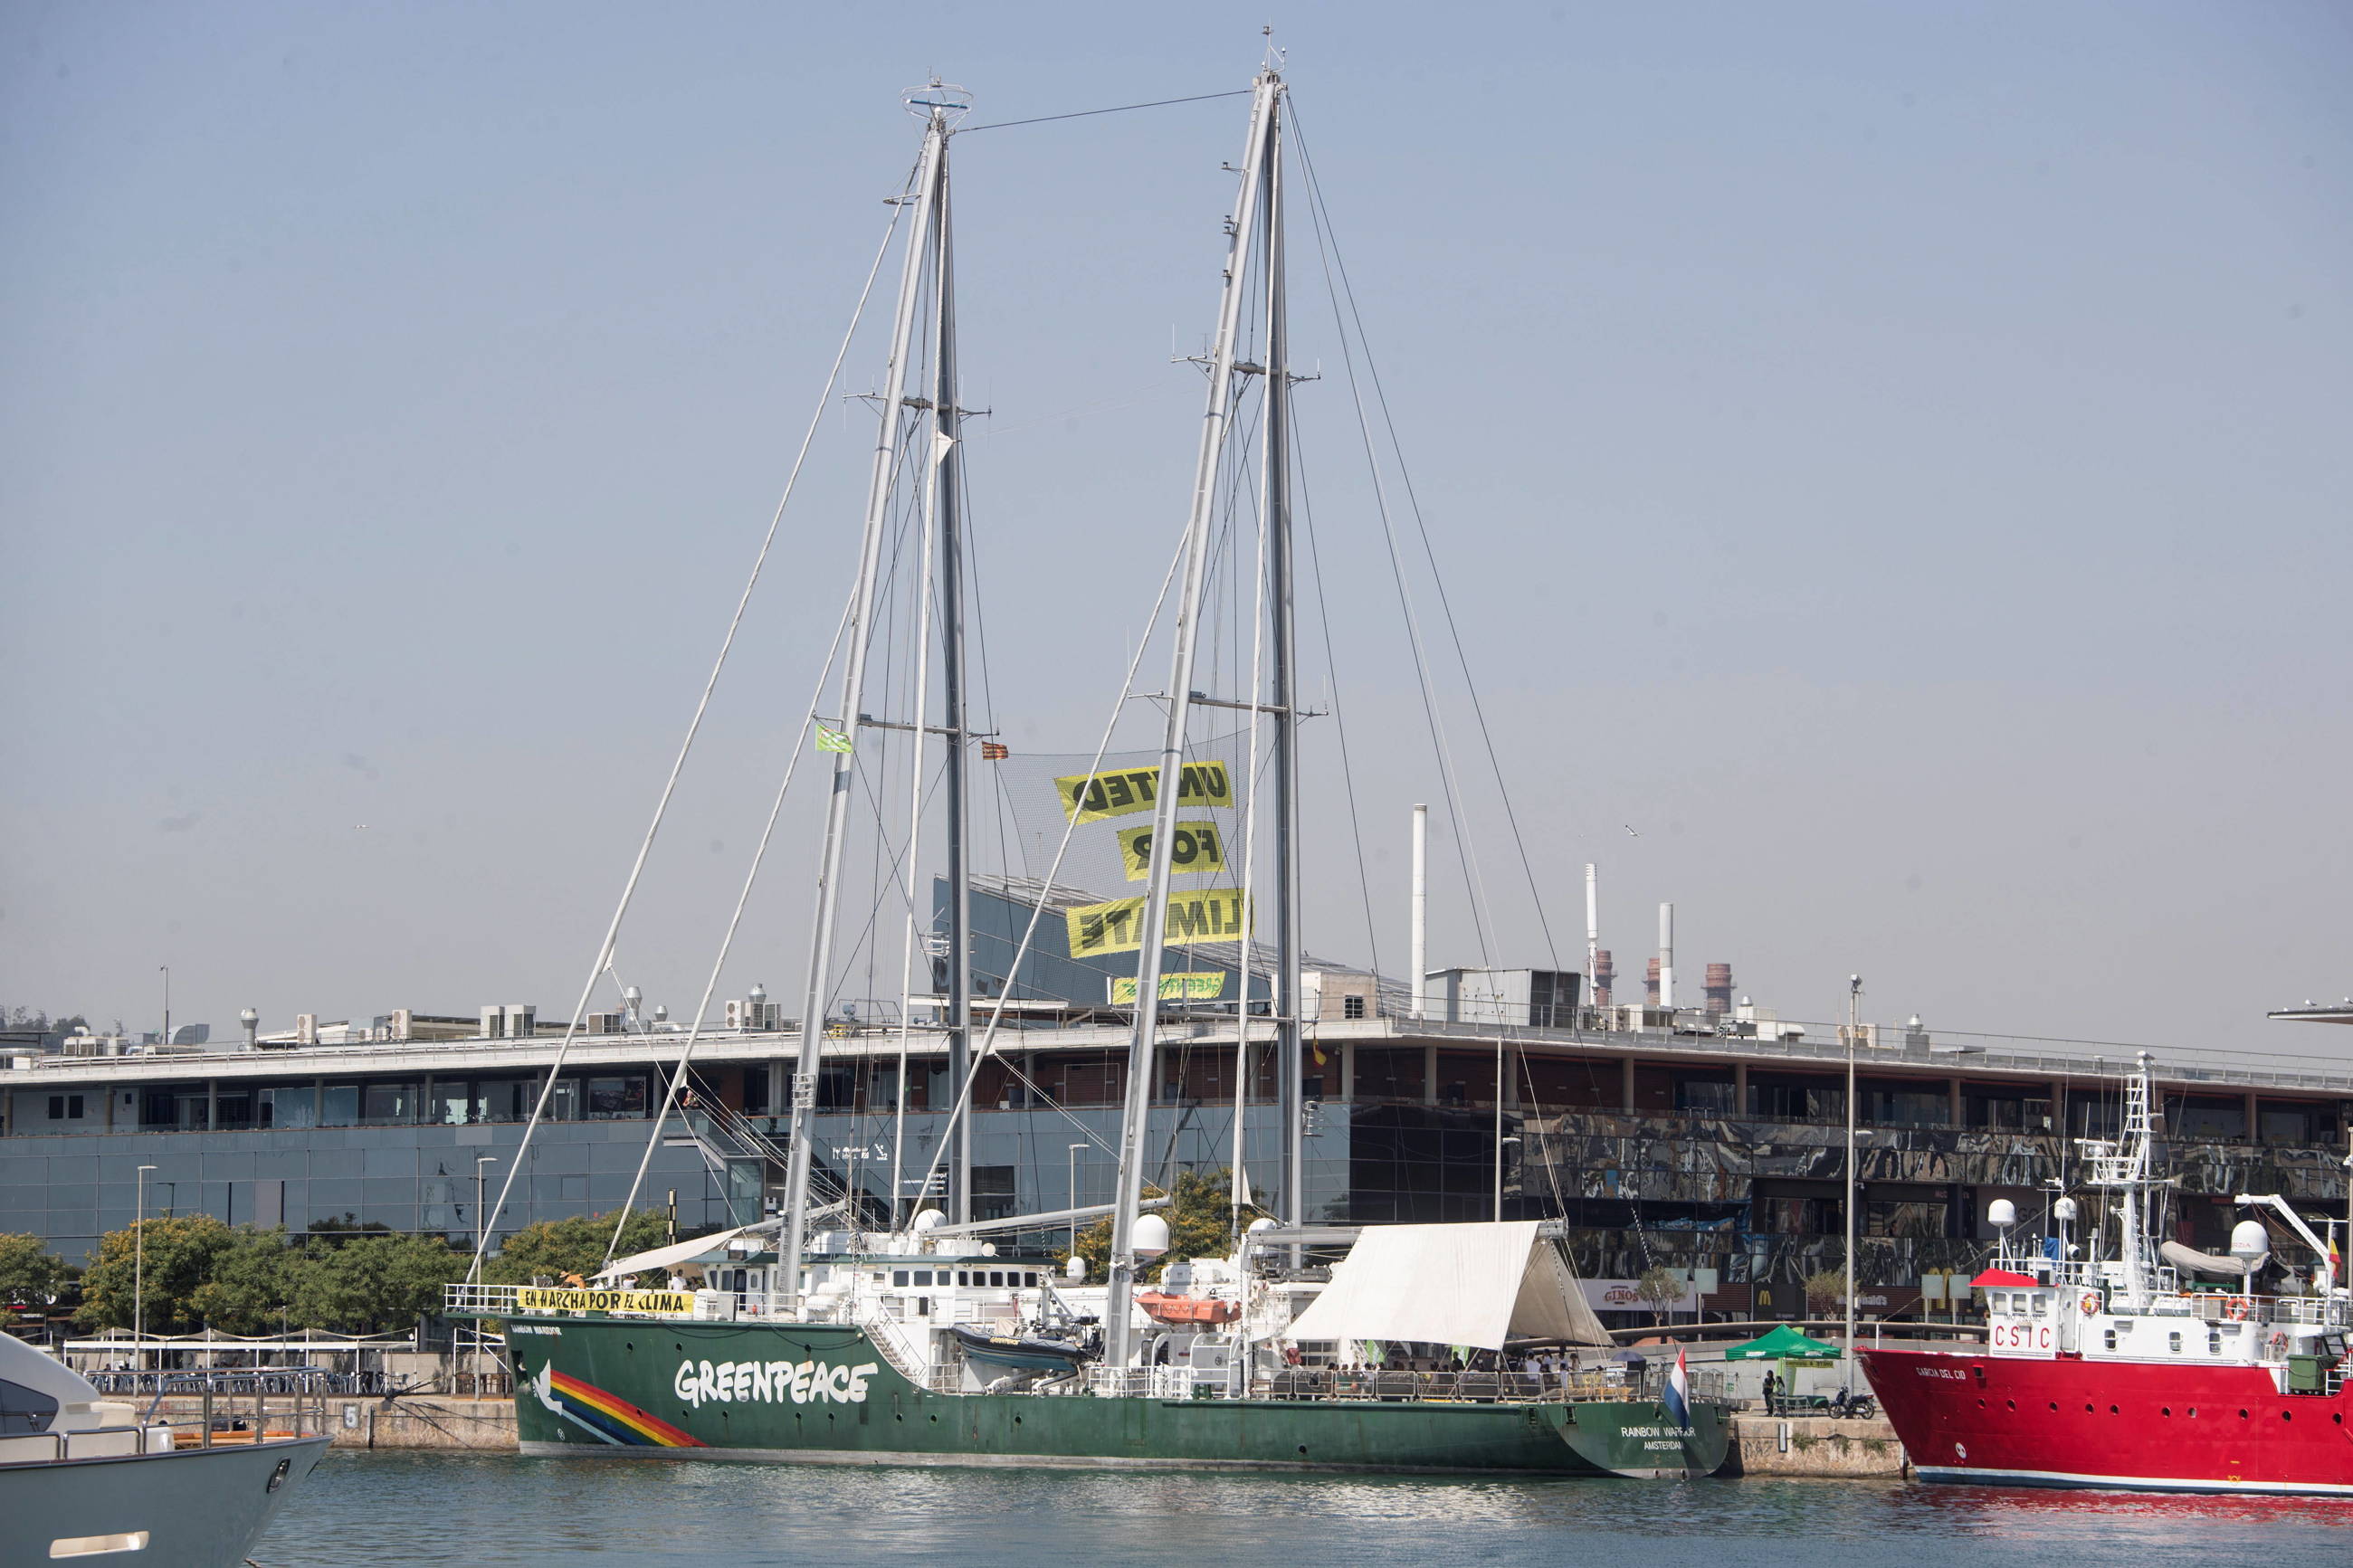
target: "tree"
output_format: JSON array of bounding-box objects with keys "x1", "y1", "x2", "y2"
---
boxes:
[
  {"x1": 75, "y1": 1216, "x2": 237, "y2": 1333},
  {"x1": 291, "y1": 1234, "x2": 467, "y2": 1335},
  {"x1": 1634, "y1": 1265, "x2": 1687, "y2": 1326},
  {"x1": 188, "y1": 1227, "x2": 295, "y2": 1335},
  {"x1": 1063, "y1": 1166, "x2": 1259, "y2": 1285},
  {"x1": 1805, "y1": 1268, "x2": 1848, "y2": 1318},
  {"x1": 485, "y1": 1209, "x2": 679, "y2": 1288},
  {"x1": 0, "y1": 1232, "x2": 74, "y2": 1321}
]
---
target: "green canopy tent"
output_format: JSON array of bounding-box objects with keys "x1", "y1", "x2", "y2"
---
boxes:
[{"x1": 1722, "y1": 1323, "x2": 1841, "y2": 1360}]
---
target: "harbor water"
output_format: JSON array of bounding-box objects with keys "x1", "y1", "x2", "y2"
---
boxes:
[{"x1": 260, "y1": 1452, "x2": 2353, "y2": 1566}]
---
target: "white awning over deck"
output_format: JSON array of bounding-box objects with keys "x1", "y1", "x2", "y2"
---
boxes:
[{"x1": 1282, "y1": 1221, "x2": 1612, "y2": 1350}]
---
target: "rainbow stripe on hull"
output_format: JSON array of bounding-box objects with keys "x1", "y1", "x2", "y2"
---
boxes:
[{"x1": 532, "y1": 1364, "x2": 706, "y2": 1448}]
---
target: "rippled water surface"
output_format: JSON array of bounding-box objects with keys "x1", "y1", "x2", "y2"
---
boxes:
[{"x1": 259, "y1": 1452, "x2": 2353, "y2": 1566}]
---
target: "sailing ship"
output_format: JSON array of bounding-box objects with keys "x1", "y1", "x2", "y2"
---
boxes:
[
  {"x1": 452, "y1": 58, "x2": 1732, "y2": 1480},
  {"x1": 1861, "y1": 1053, "x2": 2353, "y2": 1494}
]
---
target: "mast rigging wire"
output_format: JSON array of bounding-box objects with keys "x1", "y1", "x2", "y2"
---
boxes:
[
  {"x1": 467, "y1": 191, "x2": 910, "y2": 1283},
  {"x1": 1291, "y1": 109, "x2": 1564, "y2": 968},
  {"x1": 959, "y1": 90, "x2": 1252, "y2": 135}
]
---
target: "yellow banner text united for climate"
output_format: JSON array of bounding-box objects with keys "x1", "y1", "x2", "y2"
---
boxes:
[
  {"x1": 1110, "y1": 972, "x2": 1228, "y2": 1004},
  {"x1": 1067, "y1": 889, "x2": 1251, "y2": 957},
  {"x1": 1114, "y1": 820, "x2": 1226, "y2": 881},
  {"x1": 1055, "y1": 761, "x2": 1232, "y2": 823},
  {"x1": 517, "y1": 1287, "x2": 696, "y2": 1316}
]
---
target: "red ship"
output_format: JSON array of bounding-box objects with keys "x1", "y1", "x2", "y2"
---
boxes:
[{"x1": 1860, "y1": 1054, "x2": 2353, "y2": 1496}]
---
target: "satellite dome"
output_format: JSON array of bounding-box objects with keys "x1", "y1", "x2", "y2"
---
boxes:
[
  {"x1": 1987, "y1": 1199, "x2": 2017, "y2": 1228},
  {"x1": 911, "y1": 1208, "x2": 946, "y2": 1232},
  {"x1": 1133, "y1": 1214, "x2": 1170, "y2": 1257},
  {"x1": 2230, "y1": 1220, "x2": 2270, "y2": 1260}
]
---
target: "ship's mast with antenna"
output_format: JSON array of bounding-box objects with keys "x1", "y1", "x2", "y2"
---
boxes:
[
  {"x1": 1104, "y1": 62, "x2": 1286, "y2": 1372},
  {"x1": 782, "y1": 82, "x2": 970, "y2": 1311}
]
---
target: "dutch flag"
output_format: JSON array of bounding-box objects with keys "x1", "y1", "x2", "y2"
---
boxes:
[{"x1": 1662, "y1": 1345, "x2": 1691, "y2": 1431}]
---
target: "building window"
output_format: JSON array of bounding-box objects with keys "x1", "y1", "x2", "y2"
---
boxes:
[{"x1": 1342, "y1": 994, "x2": 1366, "y2": 1020}]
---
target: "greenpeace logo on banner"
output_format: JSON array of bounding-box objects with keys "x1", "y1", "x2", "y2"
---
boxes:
[
  {"x1": 1110, "y1": 973, "x2": 1228, "y2": 1004},
  {"x1": 672, "y1": 1357, "x2": 879, "y2": 1409}
]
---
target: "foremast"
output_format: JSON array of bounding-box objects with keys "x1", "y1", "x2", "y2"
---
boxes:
[
  {"x1": 1105, "y1": 64, "x2": 1292, "y2": 1372},
  {"x1": 784, "y1": 85, "x2": 973, "y2": 1311}
]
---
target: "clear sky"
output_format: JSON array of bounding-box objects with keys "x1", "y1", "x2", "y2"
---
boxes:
[{"x1": 5, "y1": 2, "x2": 2348, "y2": 1068}]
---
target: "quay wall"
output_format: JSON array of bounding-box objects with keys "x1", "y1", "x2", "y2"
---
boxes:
[
  {"x1": 1726, "y1": 1414, "x2": 1908, "y2": 1478},
  {"x1": 150, "y1": 1393, "x2": 519, "y2": 1450}
]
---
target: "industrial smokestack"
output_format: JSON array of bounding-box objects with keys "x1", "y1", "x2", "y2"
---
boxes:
[
  {"x1": 1584, "y1": 863, "x2": 1599, "y2": 1010},
  {"x1": 1593, "y1": 949, "x2": 1614, "y2": 1010},
  {"x1": 1658, "y1": 902, "x2": 1675, "y2": 1011},
  {"x1": 1705, "y1": 964, "x2": 1733, "y2": 1018},
  {"x1": 1645, "y1": 957, "x2": 1661, "y2": 1006}
]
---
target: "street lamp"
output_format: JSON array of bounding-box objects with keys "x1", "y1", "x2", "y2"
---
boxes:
[
  {"x1": 1068, "y1": 1144, "x2": 1088, "y2": 1256},
  {"x1": 1843, "y1": 975, "x2": 1862, "y2": 1398},
  {"x1": 474, "y1": 1157, "x2": 500, "y2": 1260},
  {"x1": 473, "y1": 1156, "x2": 500, "y2": 1392},
  {"x1": 134, "y1": 1164, "x2": 157, "y2": 1382}
]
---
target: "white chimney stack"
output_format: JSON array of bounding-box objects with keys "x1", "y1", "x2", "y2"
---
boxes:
[
  {"x1": 1658, "y1": 901, "x2": 1676, "y2": 1012},
  {"x1": 1584, "y1": 864, "x2": 1599, "y2": 998}
]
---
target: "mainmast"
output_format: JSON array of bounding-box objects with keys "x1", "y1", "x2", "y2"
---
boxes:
[
  {"x1": 782, "y1": 85, "x2": 967, "y2": 1309},
  {"x1": 1261, "y1": 89, "x2": 1304, "y2": 1231},
  {"x1": 1104, "y1": 66, "x2": 1286, "y2": 1372},
  {"x1": 2082, "y1": 1051, "x2": 2159, "y2": 1309}
]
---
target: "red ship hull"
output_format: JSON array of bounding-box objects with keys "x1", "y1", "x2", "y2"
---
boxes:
[{"x1": 1859, "y1": 1346, "x2": 2353, "y2": 1496}]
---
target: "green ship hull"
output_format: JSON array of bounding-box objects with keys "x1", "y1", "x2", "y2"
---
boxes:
[{"x1": 505, "y1": 1316, "x2": 1730, "y2": 1478}]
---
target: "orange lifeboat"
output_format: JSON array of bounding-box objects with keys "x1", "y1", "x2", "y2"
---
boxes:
[{"x1": 1138, "y1": 1291, "x2": 1240, "y2": 1326}]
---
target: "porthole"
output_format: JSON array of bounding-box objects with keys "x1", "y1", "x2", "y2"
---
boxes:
[
  {"x1": 624, "y1": 1343, "x2": 634, "y2": 1352},
  {"x1": 2047, "y1": 1402, "x2": 2058, "y2": 1411},
  {"x1": 2282, "y1": 1411, "x2": 2291, "y2": 1422},
  {"x1": 1298, "y1": 1445, "x2": 1309, "y2": 1455},
  {"x1": 2109, "y1": 1404, "x2": 2119, "y2": 1414},
  {"x1": 2005, "y1": 1400, "x2": 2015, "y2": 1410},
  {"x1": 2084, "y1": 1402, "x2": 2094, "y2": 1413},
  {"x1": 1976, "y1": 1399, "x2": 1986, "y2": 1409},
  {"x1": 2161, "y1": 1407, "x2": 2170, "y2": 1417},
  {"x1": 2239, "y1": 1410, "x2": 2250, "y2": 1420}
]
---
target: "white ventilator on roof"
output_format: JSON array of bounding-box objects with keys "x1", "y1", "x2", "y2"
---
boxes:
[
  {"x1": 592, "y1": 1223, "x2": 759, "y2": 1282},
  {"x1": 1282, "y1": 1221, "x2": 1611, "y2": 1349}
]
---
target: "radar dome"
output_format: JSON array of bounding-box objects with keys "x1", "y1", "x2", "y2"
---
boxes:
[
  {"x1": 911, "y1": 1208, "x2": 946, "y2": 1232},
  {"x1": 1064, "y1": 1253, "x2": 1086, "y2": 1280},
  {"x1": 2230, "y1": 1220, "x2": 2271, "y2": 1260},
  {"x1": 1133, "y1": 1213, "x2": 1170, "y2": 1257},
  {"x1": 1987, "y1": 1199, "x2": 2017, "y2": 1228},
  {"x1": 2053, "y1": 1197, "x2": 2078, "y2": 1222}
]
